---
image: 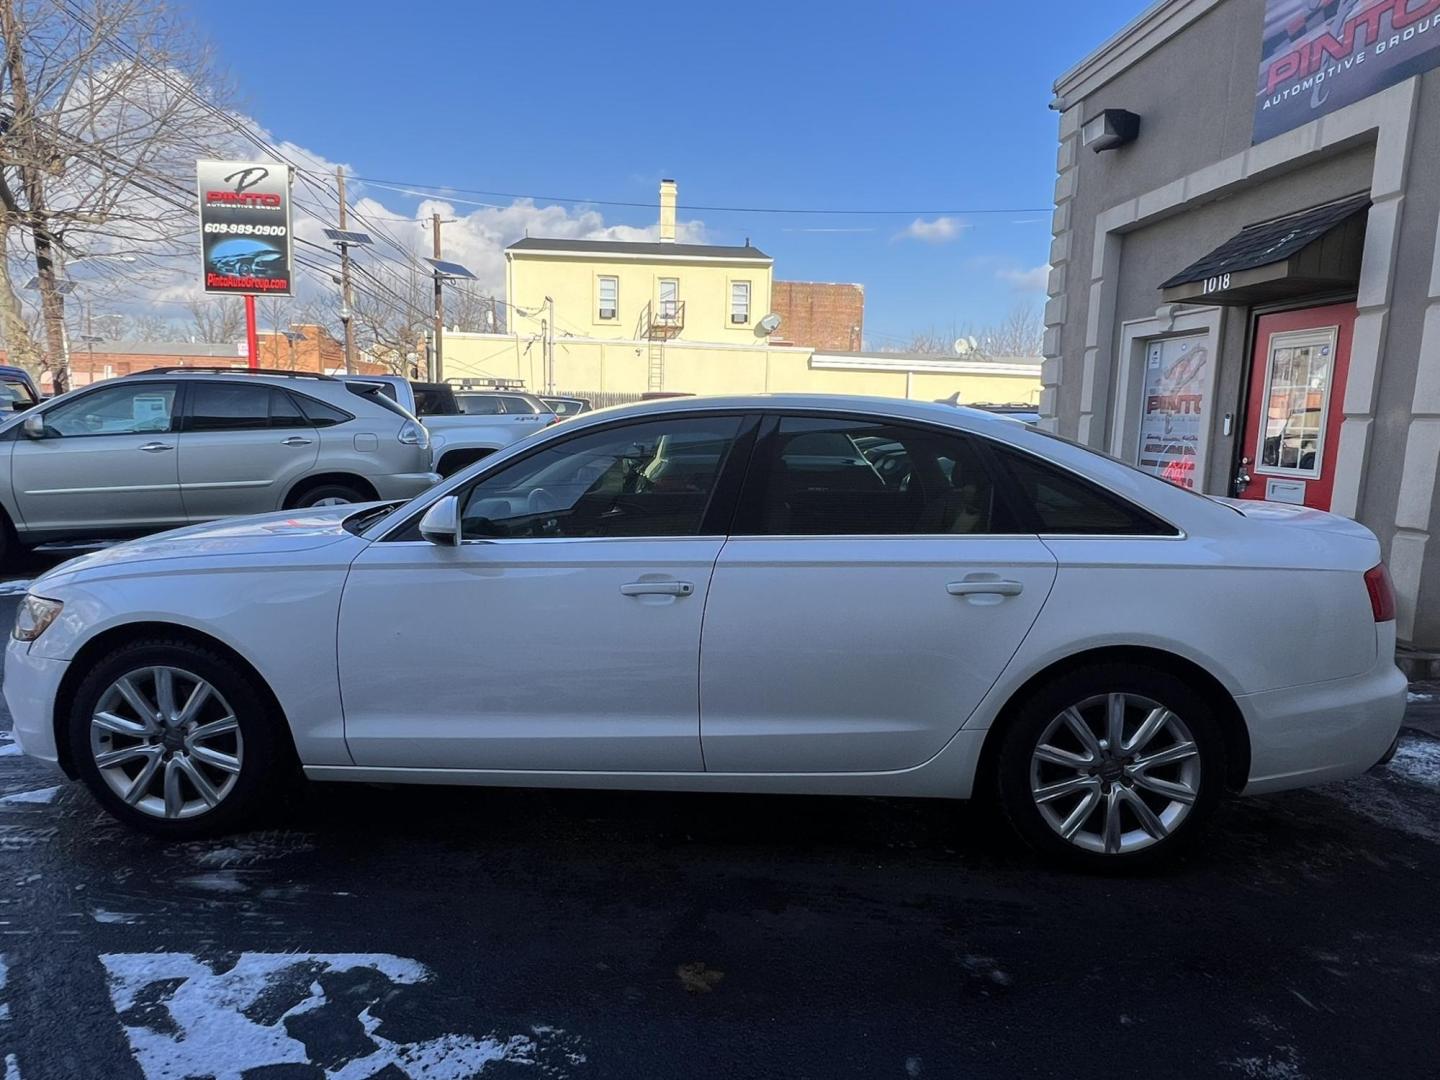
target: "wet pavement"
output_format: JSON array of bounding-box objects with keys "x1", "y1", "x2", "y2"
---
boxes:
[{"x1": 1, "y1": 556, "x2": 1438, "y2": 1079}]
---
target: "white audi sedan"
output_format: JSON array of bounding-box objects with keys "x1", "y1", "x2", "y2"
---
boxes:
[{"x1": 3, "y1": 395, "x2": 1406, "y2": 868}]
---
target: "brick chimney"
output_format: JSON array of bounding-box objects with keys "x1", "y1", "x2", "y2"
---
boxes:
[{"x1": 659, "y1": 178, "x2": 677, "y2": 243}]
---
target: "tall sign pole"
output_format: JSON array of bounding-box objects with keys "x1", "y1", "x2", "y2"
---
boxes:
[{"x1": 198, "y1": 159, "x2": 294, "y2": 369}]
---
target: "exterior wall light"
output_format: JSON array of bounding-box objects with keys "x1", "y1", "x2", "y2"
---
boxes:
[{"x1": 1082, "y1": 109, "x2": 1141, "y2": 152}]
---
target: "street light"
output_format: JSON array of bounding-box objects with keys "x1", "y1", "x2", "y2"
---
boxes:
[{"x1": 25, "y1": 253, "x2": 138, "y2": 391}]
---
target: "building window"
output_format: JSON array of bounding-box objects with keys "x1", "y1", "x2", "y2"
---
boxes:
[
  {"x1": 730, "y1": 281, "x2": 751, "y2": 324},
  {"x1": 658, "y1": 278, "x2": 679, "y2": 322},
  {"x1": 597, "y1": 276, "x2": 618, "y2": 321}
]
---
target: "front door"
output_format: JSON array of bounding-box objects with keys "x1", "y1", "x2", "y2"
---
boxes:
[
  {"x1": 10, "y1": 381, "x2": 185, "y2": 535},
  {"x1": 699, "y1": 415, "x2": 1057, "y2": 774},
  {"x1": 1237, "y1": 303, "x2": 1356, "y2": 509},
  {"x1": 336, "y1": 413, "x2": 752, "y2": 772}
]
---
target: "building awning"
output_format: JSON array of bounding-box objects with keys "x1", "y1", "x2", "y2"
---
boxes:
[{"x1": 1159, "y1": 194, "x2": 1370, "y2": 306}]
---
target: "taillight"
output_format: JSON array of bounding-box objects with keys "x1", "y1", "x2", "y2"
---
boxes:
[{"x1": 1364, "y1": 563, "x2": 1396, "y2": 622}]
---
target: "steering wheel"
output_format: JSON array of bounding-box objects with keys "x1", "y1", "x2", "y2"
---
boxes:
[{"x1": 527, "y1": 488, "x2": 554, "y2": 515}]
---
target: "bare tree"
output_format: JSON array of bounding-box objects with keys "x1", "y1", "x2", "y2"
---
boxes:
[
  {"x1": 185, "y1": 296, "x2": 243, "y2": 343},
  {"x1": 893, "y1": 302, "x2": 1044, "y2": 359},
  {"x1": 119, "y1": 311, "x2": 177, "y2": 340},
  {"x1": 0, "y1": 0, "x2": 237, "y2": 389},
  {"x1": 450, "y1": 282, "x2": 505, "y2": 334}
]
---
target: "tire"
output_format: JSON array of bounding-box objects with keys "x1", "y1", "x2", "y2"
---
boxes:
[
  {"x1": 290, "y1": 481, "x2": 369, "y2": 509},
  {"x1": 67, "y1": 638, "x2": 292, "y2": 838},
  {"x1": 995, "y1": 663, "x2": 1226, "y2": 871}
]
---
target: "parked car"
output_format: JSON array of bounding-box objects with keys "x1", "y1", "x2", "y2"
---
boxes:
[
  {"x1": 0, "y1": 367, "x2": 438, "y2": 564},
  {"x1": 936, "y1": 395, "x2": 1041, "y2": 424},
  {"x1": 350, "y1": 377, "x2": 555, "y2": 477},
  {"x1": 539, "y1": 395, "x2": 592, "y2": 419},
  {"x1": 4, "y1": 395, "x2": 1405, "y2": 868},
  {"x1": 0, "y1": 365, "x2": 41, "y2": 413}
]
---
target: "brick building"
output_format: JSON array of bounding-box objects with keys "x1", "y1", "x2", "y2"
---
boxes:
[
  {"x1": 14, "y1": 324, "x2": 387, "y2": 390},
  {"x1": 769, "y1": 281, "x2": 865, "y2": 351}
]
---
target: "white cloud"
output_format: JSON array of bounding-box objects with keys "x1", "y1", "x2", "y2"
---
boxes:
[
  {"x1": 898, "y1": 216, "x2": 965, "y2": 243},
  {"x1": 998, "y1": 264, "x2": 1051, "y2": 292}
]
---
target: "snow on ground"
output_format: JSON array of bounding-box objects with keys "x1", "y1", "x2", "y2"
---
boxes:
[
  {"x1": 0, "y1": 787, "x2": 58, "y2": 806},
  {"x1": 99, "y1": 952, "x2": 574, "y2": 1080},
  {"x1": 1324, "y1": 736, "x2": 1440, "y2": 843}
]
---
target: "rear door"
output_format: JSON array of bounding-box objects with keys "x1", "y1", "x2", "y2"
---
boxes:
[
  {"x1": 176, "y1": 381, "x2": 319, "y2": 521},
  {"x1": 699, "y1": 414, "x2": 1057, "y2": 773},
  {"x1": 9, "y1": 380, "x2": 185, "y2": 534}
]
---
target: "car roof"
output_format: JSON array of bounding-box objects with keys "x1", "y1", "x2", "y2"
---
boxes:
[{"x1": 568, "y1": 392, "x2": 1026, "y2": 430}]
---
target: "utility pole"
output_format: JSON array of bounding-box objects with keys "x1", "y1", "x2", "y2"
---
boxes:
[
  {"x1": 336, "y1": 167, "x2": 357, "y2": 375},
  {"x1": 431, "y1": 212, "x2": 445, "y2": 382},
  {"x1": 545, "y1": 295, "x2": 555, "y2": 394}
]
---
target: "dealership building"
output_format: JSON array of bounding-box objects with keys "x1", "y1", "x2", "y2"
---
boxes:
[{"x1": 1044, "y1": 0, "x2": 1440, "y2": 654}]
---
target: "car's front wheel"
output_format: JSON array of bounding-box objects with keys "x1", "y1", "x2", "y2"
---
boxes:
[
  {"x1": 996, "y1": 664, "x2": 1225, "y2": 870},
  {"x1": 67, "y1": 639, "x2": 290, "y2": 837}
]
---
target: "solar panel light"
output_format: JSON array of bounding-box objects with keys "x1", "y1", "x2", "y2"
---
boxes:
[
  {"x1": 23, "y1": 276, "x2": 77, "y2": 295},
  {"x1": 324, "y1": 228, "x2": 373, "y2": 247},
  {"x1": 1082, "y1": 109, "x2": 1141, "y2": 153},
  {"x1": 423, "y1": 257, "x2": 476, "y2": 280}
]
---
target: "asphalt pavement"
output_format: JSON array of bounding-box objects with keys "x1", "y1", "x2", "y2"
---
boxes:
[{"x1": 1, "y1": 554, "x2": 1439, "y2": 1079}]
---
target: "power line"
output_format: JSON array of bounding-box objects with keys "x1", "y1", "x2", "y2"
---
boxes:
[{"x1": 338, "y1": 174, "x2": 1051, "y2": 217}]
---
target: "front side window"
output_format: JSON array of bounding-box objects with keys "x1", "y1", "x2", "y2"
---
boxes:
[
  {"x1": 597, "y1": 275, "x2": 618, "y2": 321},
  {"x1": 41, "y1": 382, "x2": 177, "y2": 437},
  {"x1": 752, "y1": 417, "x2": 1016, "y2": 536},
  {"x1": 458, "y1": 416, "x2": 742, "y2": 540},
  {"x1": 456, "y1": 394, "x2": 504, "y2": 415},
  {"x1": 730, "y1": 281, "x2": 751, "y2": 324}
]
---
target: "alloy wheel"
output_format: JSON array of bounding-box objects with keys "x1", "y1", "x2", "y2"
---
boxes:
[
  {"x1": 1028, "y1": 692, "x2": 1201, "y2": 855},
  {"x1": 89, "y1": 666, "x2": 244, "y2": 820}
]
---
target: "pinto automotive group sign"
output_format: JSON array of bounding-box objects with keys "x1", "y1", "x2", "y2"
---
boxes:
[
  {"x1": 197, "y1": 159, "x2": 294, "y2": 295},
  {"x1": 1256, "y1": 0, "x2": 1440, "y2": 143}
]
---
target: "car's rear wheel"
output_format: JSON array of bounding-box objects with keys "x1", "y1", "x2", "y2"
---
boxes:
[
  {"x1": 290, "y1": 481, "x2": 369, "y2": 508},
  {"x1": 67, "y1": 639, "x2": 290, "y2": 837},
  {"x1": 996, "y1": 664, "x2": 1225, "y2": 870}
]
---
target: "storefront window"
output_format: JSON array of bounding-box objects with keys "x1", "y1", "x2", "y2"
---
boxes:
[
  {"x1": 1256, "y1": 328, "x2": 1335, "y2": 478},
  {"x1": 1136, "y1": 334, "x2": 1212, "y2": 491}
]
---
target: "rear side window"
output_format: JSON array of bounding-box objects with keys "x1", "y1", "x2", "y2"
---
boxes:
[
  {"x1": 751, "y1": 417, "x2": 1020, "y2": 536},
  {"x1": 348, "y1": 384, "x2": 415, "y2": 421},
  {"x1": 293, "y1": 393, "x2": 353, "y2": 428},
  {"x1": 993, "y1": 447, "x2": 1176, "y2": 536},
  {"x1": 188, "y1": 383, "x2": 311, "y2": 432},
  {"x1": 412, "y1": 385, "x2": 459, "y2": 416}
]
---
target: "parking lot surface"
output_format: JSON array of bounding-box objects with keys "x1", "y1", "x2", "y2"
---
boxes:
[{"x1": 1, "y1": 555, "x2": 1439, "y2": 1079}]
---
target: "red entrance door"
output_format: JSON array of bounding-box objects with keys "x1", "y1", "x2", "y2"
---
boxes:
[{"x1": 1237, "y1": 302, "x2": 1356, "y2": 510}]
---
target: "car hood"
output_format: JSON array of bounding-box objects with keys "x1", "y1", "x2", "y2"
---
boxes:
[{"x1": 33, "y1": 505, "x2": 375, "y2": 583}]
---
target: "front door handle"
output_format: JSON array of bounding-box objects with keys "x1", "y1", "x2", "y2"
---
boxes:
[
  {"x1": 947, "y1": 580, "x2": 1024, "y2": 597},
  {"x1": 282, "y1": 436, "x2": 313, "y2": 447},
  {"x1": 137, "y1": 442, "x2": 173, "y2": 453},
  {"x1": 620, "y1": 581, "x2": 695, "y2": 597}
]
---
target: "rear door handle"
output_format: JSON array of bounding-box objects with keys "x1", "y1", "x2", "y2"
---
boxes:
[
  {"x1": 137, "y1": 442, "x2": 173, "y2": 453},
  {"x1": 620, "y1": 581, "x2": 695, "y2": 597},
  {"x1": 947, "y1": 580, "x2": 1024, "y2": 597},
  {"x1": 282, "y1": 436, "x2": 313, "y2": 446}
]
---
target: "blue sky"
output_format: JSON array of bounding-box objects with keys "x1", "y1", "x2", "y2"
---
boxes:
[{"x1": 186, "y1": 0, "x2": 1142, "y2": 346}]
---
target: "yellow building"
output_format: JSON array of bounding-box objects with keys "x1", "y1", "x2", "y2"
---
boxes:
[{"x1": 445, "y1": 179, "x2": 1041, "y2": 405}]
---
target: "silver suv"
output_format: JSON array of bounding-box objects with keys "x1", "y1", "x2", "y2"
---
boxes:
[{"x1": 0, "y1": 367, "x2": 438, "y2": 562}]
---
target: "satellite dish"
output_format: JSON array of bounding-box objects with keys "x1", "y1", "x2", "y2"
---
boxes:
[{"x1": 757, "y1": 312, "x2": 782, "y2": 335}]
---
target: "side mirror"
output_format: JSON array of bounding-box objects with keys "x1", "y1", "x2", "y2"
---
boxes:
[
  {"x1": 418, "y1": 494, "x2": 462, "y2": 546},
  {"x1": 21, "y1": 415, "x2": 44, "y2": 439}
]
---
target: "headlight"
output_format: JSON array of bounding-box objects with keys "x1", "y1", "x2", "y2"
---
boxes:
[
  {"x1": 13, "y1": 595, "x2": 63, "y2": 642},
  {"x1": 399, "y1": 421, "x2": 430, "y2": 450}
]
